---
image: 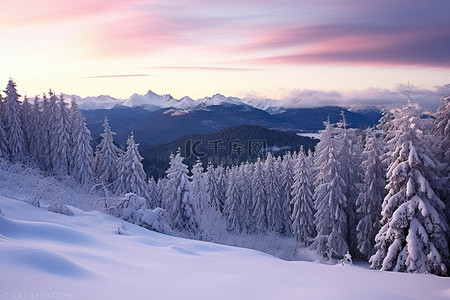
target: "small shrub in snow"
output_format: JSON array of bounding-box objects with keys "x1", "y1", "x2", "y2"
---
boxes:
[
  {"x1": 48, "y1": 200, "x2": 74, "y2": 216},
  {"x1": 27, "y1": 196, "x2": 41, "y2": 208},
  {"x1": 98, "y1": 193, "x2": 169, "y2": 233}
]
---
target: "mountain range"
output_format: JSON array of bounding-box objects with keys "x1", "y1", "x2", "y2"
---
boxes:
[
  {"x1": 78, "y1": 90, "x2": 382, "y2": 148},
  {"x1": 70, "y1": 90, "x2": 285, "y2": 113}
]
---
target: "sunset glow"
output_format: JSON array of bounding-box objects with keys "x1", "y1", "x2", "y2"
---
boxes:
[{"x1": 1, "y1": 0, "x2": 449, "y2": 105}]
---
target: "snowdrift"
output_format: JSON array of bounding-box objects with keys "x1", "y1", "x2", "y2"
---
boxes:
[{"x1": 1, "y1": 196, "x2": 449, "y2": 300}]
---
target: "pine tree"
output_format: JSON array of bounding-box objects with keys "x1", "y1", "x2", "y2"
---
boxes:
[
  {"x1": 280, "y1": 152, "x2": 295, "y2": 236},
  {"x1": 206, "y1": 164, "x2": 222, "y2": 212},
  {"x1": 95, "y1": 117, "x2": 120, "y2": 188},
  {"x1": 311, "y1": 120, "x2": 349, "y2": 259},
  {"x1": 3, "y1": 79, "x2": 25, "y2": 163},
  {"x1": 191, "y1": 159, "x2": 207, "y2": 212},
  {"x1": 52, "y1": 95, "x2": 72, "y2": 176},
  {"x1": 336, "y1": 111, "x2": 362, "y2": 256},
  {"x1": 165, "y1": 150, "x2": 199, "y2": 234},
  {"x1": 147, "y1": 176, "x2": 159, "y2": 208},
  {"x1": 224, "y1": 166, "x2": 242, "y2": 232},
  {"x1": 252, "y1": 157, "x2": 267, "y2": 233},
  {"x1": 240, "y1": 162, "x2": 254, "y2": 233},
  {"x1": 69, "y1": 99, "x2": 94, "y2": 185},
  {"x1": 356, "y1": 129, "x2": 385, "y2": 259},
  {"x1": 0, "y1": 108, "x2": 8, "y2": 160},
  {"x1": 28, "y1": 96, "x2": 41, "y2": 163},
  {"x1": 431, "y1": 96, "x2": 450, "y2": 220},
  {"x1": 291, "y1": 147, "x2": 315, "y2": 245},
  {"x1": 20, "y1": 96, "x2": 32, "y2": 157},
  {"x1": 216, "y1": 165, "x2": 227, "y2": 211},
  {"x1": 115, "y1": 133, "x2": 150, "y2": 202},
  {"x1": 47, "y1": 91, "x2": 60, "y2": 172},
  {"x1": 265, "y1": 152, "x2": 282, "y2": 232},
  {"x1": 370, "y1": 102, "x2": 449, "y2": 275},
  {"x1": 38, "y1": 93, "x2": 52, "y2": 171}
]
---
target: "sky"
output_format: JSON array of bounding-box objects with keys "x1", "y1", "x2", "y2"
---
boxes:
[{"x1": 1, "y1": 0, "x2": 450, "y2": 109}]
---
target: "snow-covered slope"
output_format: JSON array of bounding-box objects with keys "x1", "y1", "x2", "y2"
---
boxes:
[{"x1": 1, "y1": 196, "x2": 449, "y2": 300}]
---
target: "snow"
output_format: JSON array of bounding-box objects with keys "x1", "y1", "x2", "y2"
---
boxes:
[{"x1": 1, "y1": 196, "x2": 449, "y2": 299}]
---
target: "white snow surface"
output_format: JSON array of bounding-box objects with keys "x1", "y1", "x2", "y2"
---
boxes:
[{"x1": 1, "y1": 196, "x2": 449, "y2": 300}]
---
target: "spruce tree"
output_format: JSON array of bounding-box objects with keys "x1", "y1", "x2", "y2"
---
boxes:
[
  {"x1": 206, "y1": 164, "x2": 222, "y2": 212},
  {"x1": 115, "y1": 133, "x2": 150, "y2": 202},
  {"x1": 252, "y1": 157, "x2": 267, "y2": 233},
  {"x1": 95, "y1": 117, "x2": 120, "y2": 188},
  {"x1": 311, "y1": 120, "x2": 349, "y2": 259},
  {"x1": 165, "y1": 150, "x2": 199, "y2": 234},
  {"x1": 69, "y1": 99, "x2": 94, "y2": 185},
  {"x1": 265, "y1": 152, "x2": 282, "y2": 232},
  {"x1": 224, "y1": 166, "x2": 242, "y2": 232},
  {"x1": 370, "y1": 102, "x2": 449, "y2": 275},
  {"x1": 53, "y1": 95, "x2": 72, "y2": 176},
  {"x1": 28, "y1": 96, "x2": 41, "y2": 163},
  {"x1": 191, "y1": 159, "x2": 207, "y2": 212},
  {"x1": 280, "y1": 153, "x2": 295, "y2": 236},
  {"x1": 147, "y1": 176, "x2": 159, "y2": 208},
  {"x1": 0, "y1": 109, "x2": 8, "y2": 160},
  {"x1": 20, "y1": 96, "x2": 32, "y2": 157},
  {"x1": 291, "y1": 147, "x2": 315, "y2": 245},
  {"x1": 38, "y1": 93, "x2": 52, "y2": 171},
  {"x1": 3, "y1": 79, "x2": 25, "y2": 163},
  {"x1": 336, "y1": 111, "x2": 362, "y2": 256},
  {"x1": 356, "y1": 129, "x2": 384, "y2": 259},
  {"x1": 431, "y1": 96, "x2": 450, "y2": 220},
  {"x1": 240, "y1": 162, "x2": 254, "y2": 233}
]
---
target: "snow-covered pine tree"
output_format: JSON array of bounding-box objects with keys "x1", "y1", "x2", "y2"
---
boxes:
[
  {"x1": 206, "y1": 164, "x2": 222, "y2": 212},
  {"x1": 264, "y1": 152, "x2": 282, "y2": 232},
  {"x1": 311, "y1": 120, "x2": 349, "y2": 259},
  {"x1": 115, "y1": 133, "x2": 150, "y2": 202},
  {"x1": 370, "y1": 102, "x2": 449, "y2": 275},
  {"x1": 191, "y1": 159, "x2": 207, "y2": 212},
  {"x1": 47, "y1": 91, "x2": 60, "y2": 172},
  {"x1": 0, "y1": 94, "x2": 3, "y2": 117},
  {"x1": 224, "y1": 166, "x2": 242, "y2": 232},
  {"x1": 95, "y1": 117, "x2": 120, "y2": 188},
  {"x1": 0, "y1": 108, "x2": 8, "y2": 160},
  {"x1": 156, "y1": 177, "x2": 168, "y2": 210},
  {"x1": 216, "y1": 164, "x2": 227, "y2": 211},
  {"x1": 356, "y1": 128, "x2": 385, "y2": 259},
  {"x1": 38, "y1": 93, "x2": 52, "y2": 171},
  {"x1": 291, "y1": 146, "x2": 315, "y2": 245},
  {"x1": 20, "y1": 96, "x2": 32, "y2": 157},
  {"x1": 147, "y1": 176, "x2": 159, "y2": 209},
  {"x1": 431, "y1": 95, "x2": 450, "y2": 220},
  {"x1": 240, "y1": 162, "x2": 254, "y2": 233},
  {"x1": 3, "y1": 79, "x2": 25, "y2": 163},
  {"x1": 165, "y1": 150, "x2": 199, "y2": 234},
  {"x1": 280, "y1": 152, "x2": 295, "y2": 236},
  {"x1": 52, "y1": 94, "x2": 72, "y2": 176},
  {"x1": 69, "y1": 99, "x2": 94, "y2": 185},
  {"x1": 28, "y1": 96, "x2": 41, "y2": 163},
  {"x1": 252, "y1": 157, "x2": 267, "y2": 233},
  {"x1": 336, "y1": 111, "x2": 362, "y2": 257}
]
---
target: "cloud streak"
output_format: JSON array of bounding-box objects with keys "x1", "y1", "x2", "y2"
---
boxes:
[{"x1": 84, "y1": 74, "x2": 151, "y2": 79}]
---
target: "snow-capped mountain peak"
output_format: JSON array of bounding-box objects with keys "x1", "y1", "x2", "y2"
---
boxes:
[{"x1": 69, "y1": 89, "x2": 286, "y2": 113}]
